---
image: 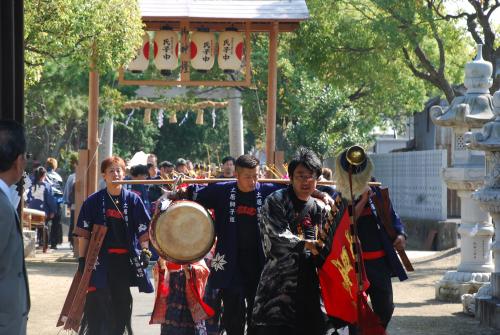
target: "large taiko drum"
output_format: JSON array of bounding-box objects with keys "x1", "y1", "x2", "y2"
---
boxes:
[{"x1": 150, "y1": 200, "x2": 215, "y2": 264}]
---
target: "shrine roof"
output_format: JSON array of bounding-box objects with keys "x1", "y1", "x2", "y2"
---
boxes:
[{"x1": 139, "y1": 0, "x2": 309, "y2": 25}]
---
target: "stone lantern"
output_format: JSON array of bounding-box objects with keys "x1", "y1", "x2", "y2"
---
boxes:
[
  {"x1": 466, "y1": 88, "x2": 500, "y2": 329},
  {"x1": 431, "y1": 44, "x2": 495, "y2": 302}
]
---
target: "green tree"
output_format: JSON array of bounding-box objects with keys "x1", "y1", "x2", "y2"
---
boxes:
[
  {"x1": 24, "y1": 59, "x2": 136, "y2": 163},
  {"x1": 428, "y1": 0, "x2": 500, "y2": 93},
  {"x1": 285, "y1": 78, "x2": 374, "y2": 161},
  {"x1": 24, "y1": 61, "x2": 89, "y2": 161},
  {"x1": 113, "y1": 112, "x2": 160, "y2": 160},
  {"x1": 153, "y1": 108, "x2": 230, "y2": 164},
  {"x1": 24, "y1": 0, "x2": 144, "y2": 86},
  {"x1": 241, "y1": 34, "x2": 377, "y2": 159},
  {"x1": 290, "y1": 0, "x2": 472, "y2": 107}
]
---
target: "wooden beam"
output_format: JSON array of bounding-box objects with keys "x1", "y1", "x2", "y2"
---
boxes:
[
  {"x1": 87, "y1": 55, "x2": 99, "y2": 197},
  {"x1": 265, "y1": 22, "x2": 279, "y2": 165},
  {"x1": 118, "y1": 76, "x2": 250, "y2": 87},
  {"x1": 143, "y1": 20, "x2": 301, "y2": 32}
]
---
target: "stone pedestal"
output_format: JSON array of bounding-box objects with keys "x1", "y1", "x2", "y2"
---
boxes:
[
  {"x1": 433, "y1": 142, "x2": 493, "y2": 302},
  {"x1": 432, "y1": 44, "x2": 495, "y2": 302},
  {"x1": 456, "y1": 190, "x2": 494, "y2": 273},
  {"x1": 436, "y1": 271, "x2": 490, "y2": 302},
  {"x1": 466, "y1": 87, "x2": 500, "y2": 329}
]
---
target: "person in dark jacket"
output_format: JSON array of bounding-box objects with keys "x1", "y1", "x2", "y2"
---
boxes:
[
  {"x1": 335, "y1": 148, "x2": 408, "y2": 330},
  {"x1": 27, "y1": 166, "x2": 57, "y2": 250},
  {"x1": 0, "y1": 120, "x2": 30, "y2": 335},
  {"x1": 252, "y1": 148, "x2": 334, "y2": 335}
]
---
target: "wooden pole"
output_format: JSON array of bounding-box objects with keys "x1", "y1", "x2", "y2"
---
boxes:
[
  {"x1": 87, "y1": 52, "x2": 99, "y2": 196},
  {"x1": 244, "y1": 22, "x2": 252, "y2": 86},
  {"x1": 113, "y1": 178, "x2": 381, "y2": 187},
  {"x1": 74, "y1": 149, "x2": 89, "y2": 258},
  {"x1": 265, "y1": 22, "x2": 279, "y2": 166},
  {"x1": 180, "y1": 21, "x2": 190, "y2": 82}
]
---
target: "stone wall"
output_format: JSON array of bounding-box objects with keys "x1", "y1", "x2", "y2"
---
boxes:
[
  {"x1": 371, "y1": 150, "x2": 453, "y2": 250},
  {"x1": 370, "y1": 150, "x2": 448, "y2": 220}
]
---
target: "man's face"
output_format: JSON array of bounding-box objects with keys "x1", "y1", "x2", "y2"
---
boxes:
[
  {"x1": 222, "y1": 160, "x2": 235, "y2": 177},
  {"x1": 161, "y1": 166, "x2": 174, "y2": 177},
  {"x1": 176, "y1": 164, "x2": 189, "y2": 174},
  {"x1": 291, "y1": 164, "x2": 318, "y2": 201},
  {"x1": 235, "y1": 166, "x2": 258, "y2": 193},
  {"x1": 147, "y1": 155, "x2": 157, "y2": 166},
  {"x1": 148, "y1": 165, "x2": 157, "y2": 178},
  {"x1": 102, "y1": 163, "x2": 124, "y2": 186}
]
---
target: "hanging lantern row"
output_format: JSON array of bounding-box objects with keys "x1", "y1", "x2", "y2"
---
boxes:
[{"x1": 126, "y1": 30, "x2": 244, "y2": 73}]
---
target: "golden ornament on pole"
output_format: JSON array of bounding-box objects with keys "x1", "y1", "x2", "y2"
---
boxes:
[
  {"x1": 195, "y1": 110, "x2": 204, "y2": 125},
  {"x1": 169, "y1": 111, "x2": 178, "y2": 124},
  {"x1": 144, "y1": 108, "x2": 152, "y2": 124}
]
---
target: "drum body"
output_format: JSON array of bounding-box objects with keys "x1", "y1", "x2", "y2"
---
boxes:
[{"x1": 150, "y1": 200, "x2": 215, "y2": 264}]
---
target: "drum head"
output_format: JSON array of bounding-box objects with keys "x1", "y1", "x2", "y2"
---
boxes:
[{"x1": 152, "y1": 201, "x2": 214, "y2": 264}]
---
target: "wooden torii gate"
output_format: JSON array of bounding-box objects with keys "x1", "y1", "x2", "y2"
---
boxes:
[{"x1": 83, "y1": 0, "x2": 309, "y2": 197}]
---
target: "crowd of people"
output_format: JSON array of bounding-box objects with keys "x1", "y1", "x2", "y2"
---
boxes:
[
  {"x1": 67, "y1": 150, "x2": 407, "y2": 335},
  {"x1": 22, "y1": 153, "x2": 239, "y2": 252},
  {"x1": 0, "y1": 121, "x2": 409, "y2": 335}
]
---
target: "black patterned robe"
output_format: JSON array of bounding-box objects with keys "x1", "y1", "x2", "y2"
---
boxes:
[{"x1": 252, "y1": 187, "x2": 333, "y2": 333}]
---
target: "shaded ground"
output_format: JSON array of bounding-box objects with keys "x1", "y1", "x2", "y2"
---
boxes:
[{"x1": 388, "y1": 249, "x2": 498, "y2": 335}]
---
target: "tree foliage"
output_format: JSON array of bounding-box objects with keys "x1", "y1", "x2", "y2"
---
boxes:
[
  {"x1": 291, "y1": 0, "x2": 500, "y2": 102},
  {"x1": 284, "y1": 78, "x2": 374, "y2": 161},
  {"x1": 113, "y1": 112, "x2": 160, "y2": 160},
  {"x1": 24, "y1": 0, "x2": 499, "y2": 166},
  {"x1": 24, "y1": 0, "x2": 143, "y2": 86},
  {"x1": 290, "y1": 0, "x2": 473, "y2": 106},
  {"x1": 24, "y1": 61, "x2": 89, "y2": 161},
  {"x1": 152, "y1": 108, "x2": 230, "y2": 164}
]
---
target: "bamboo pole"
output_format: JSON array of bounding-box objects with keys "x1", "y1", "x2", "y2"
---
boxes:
[
  {"x1": 122, "y1": 100, "x2": 228, "y2": 110},
  {"x1": 113, "y1": 178, "x2": 381, "y2": 186}
]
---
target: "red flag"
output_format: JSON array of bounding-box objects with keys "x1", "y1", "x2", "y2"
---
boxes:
[{"x1": 319, "y1": 208, "x2": 386, "y2": 335}]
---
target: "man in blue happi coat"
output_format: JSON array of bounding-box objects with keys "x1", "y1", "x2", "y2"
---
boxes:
[
  {"x1": 73, "y1": 156, "x2": 153, "y2": 334},
  {"x1": 173, "y1": 154, "x2": 333, "y2": 335}
]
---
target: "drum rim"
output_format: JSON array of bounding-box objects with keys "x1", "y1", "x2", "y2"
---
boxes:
[{"x1": 150, "y1": 200, "x2": 215, "y2": 264}]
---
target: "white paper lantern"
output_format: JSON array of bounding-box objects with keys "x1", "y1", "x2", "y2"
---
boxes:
[
  {"x1": 218, "y1": 30, "x2": 244, "y2": 72},
  {"x1": 127, "y1": 32, "x2": 150, "y2": 73},
  {"x1": 190, "y1": 32, "x2": 215, "y2": 72},
  {"x1": 154, "y1": 30, "x2": 179, "y2": 74}
]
